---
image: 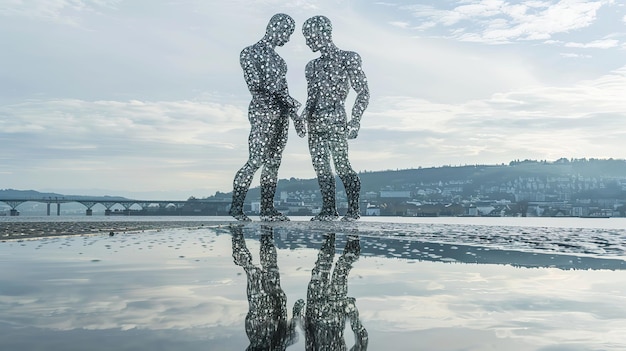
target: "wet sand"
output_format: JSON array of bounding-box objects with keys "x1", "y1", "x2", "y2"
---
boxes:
[{"x1": 0, "y1": 220, "x2": 234, "y2": 241}]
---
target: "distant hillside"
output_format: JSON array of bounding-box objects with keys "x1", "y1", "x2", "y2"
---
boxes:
[
  {"x1": 357, "y1": 158, "x2": 626, "y2": 190},
  {"x1": 5, "y1": 158, "x2": 626, "y2": 202},
  {"x1": 0, "y1": 189, "x2": 128, "y2": 201},
  {"x1": 0, "y1": 189, "x2": 65, "y2": 199},
  {"x1": 208, "y1": 158, "x2": 626, "y2": 199}
]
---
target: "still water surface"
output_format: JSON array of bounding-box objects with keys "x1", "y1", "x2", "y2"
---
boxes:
[{"x1": 1, "y1": 217, "x2": 626, "y2": 350}]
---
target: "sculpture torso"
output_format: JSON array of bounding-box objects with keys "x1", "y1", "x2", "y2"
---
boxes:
[
  {"x1": 305, "y1": 49, "x2": 368, "y2": 134},
  {"x1": 241, "y1": 41, "x2": 289, "y2": 119}
]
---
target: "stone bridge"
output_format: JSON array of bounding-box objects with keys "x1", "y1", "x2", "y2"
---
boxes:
[{"x1": 0, "y1": 197, "x2": 231, "y2": 216}]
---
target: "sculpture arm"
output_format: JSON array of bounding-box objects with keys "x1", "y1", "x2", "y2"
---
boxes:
[
  {"x1": 240, "y1": 47, "x2": 264, "y2": 93},
  {"x1": 273, "y1": 82, "x2": 301, "y2": 112},
  {"x1": 268, "y1": 74, "x2": 303, "y2": 134},
  {"x1": 277, "y1": 84, "x2": 304, "y2": 136},
  {"x1": 293, "y1": 60, "x2": 319, "y2": 138},
  {"x1": 301, "y1": 60, "x2": 317, "y2": 122},
  {"x1": 346, "y1": 297, "x2": 368, "y2": 351},
  {"x1": 346, "y1": 52, "x2": 370, "y2": 139}
]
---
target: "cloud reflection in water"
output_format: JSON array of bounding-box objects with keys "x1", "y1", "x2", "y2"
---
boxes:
[{"x1": 0, "y1": 223, "x2": 625, "y2": 350}]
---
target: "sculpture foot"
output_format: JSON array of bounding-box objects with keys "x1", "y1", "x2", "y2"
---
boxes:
[
  {"x1": 341, "y1": 212, "x2": 360, "y2": 222},
  {"x1": 311, "y1": 212, "x2": 339, "y2": 222},
  {"x1": 260, "y1": 209, "x2": 290, "y2": 222},
  {"x1": 229, "y1": 209, "x2": 252, "y2": 222},
  {"x1": 293, "y1": 299, "x2": 305, "y2": 317},
  {"x1": 342, "y1": 235, "x2": 361, "y2": 263},
  {"x1": 232, "y1": 250, "x2": 253, "y2": 267}
]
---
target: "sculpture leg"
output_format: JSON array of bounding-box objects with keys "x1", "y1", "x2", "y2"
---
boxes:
[
  {"x1": 230, "y1": 160, "x2": 260, "y2": 221},
  {"x1": 339, "y1": 172, "x2": 361, "y2": 221},
  {"x1": 259, "y1": 226, "x2": 279, "y2": 281},
  {"x1": 314, "y1": 172, "x2": 338, "y2": 221},
  {"x1": 331, "y1": 235, "x2": 360, "y2": 297},
  {"x1": 302, "y1": 233, "x2": 335, "y2": 348},
  {"x1": 308, "y1": 233, "x2": 335, "y2": 301},
  {"x1": 260, "y1": 179, "x2": 277, "y2": 215},
  {"x1": 229, "y1": 121, "x2": 267, "y2": 221},
  {"x1": 258, "y1": 225, "x2": 296, "y2": 346},
  {"x1": 259, "y1": 117, "x2": 289, "y2": 221},
  {"x1": 260, "y1": 172, "x2": 289, "y2": 221},
  {"x1": 332, "y1": 134, "x2": 361, "y2": 221},
  {"x1": 230, "y1": 225, "x2": 253, "y2": 268},
  {"x1": 309, "y1": 133, "x2": 339, "y2": 221}
]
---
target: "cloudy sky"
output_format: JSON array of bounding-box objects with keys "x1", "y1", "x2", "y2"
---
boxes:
[{"x1": 1, "y1": 0, "x2": 625, "y2": 200}]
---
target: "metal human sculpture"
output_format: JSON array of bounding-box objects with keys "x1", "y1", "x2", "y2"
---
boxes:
[
  {"x1": 301, "y1": 15, "x2": 370, "y2": 221},
  {"x1": 230, "y1": 225, "x2": 299, "y2": 349},
  {"x1": 230, "y1": 13, "x2": 306, "y2": 222},
  {"x1": 293, "y1": 233, "x2": 368, "y2": 350}
]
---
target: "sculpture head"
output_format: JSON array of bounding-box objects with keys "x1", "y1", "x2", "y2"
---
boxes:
[
  {"x1": 265, "y1": 13, "x2": 296, "y2": 47},
  {"x1": 302, "y1": 15, "x2": 333, "y2": 52}
]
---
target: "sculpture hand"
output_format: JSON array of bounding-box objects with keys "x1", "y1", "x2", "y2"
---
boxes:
[
  {"x1": 294, "y1": 119, "x2": 307, "y2": 138},
  {"x1": 347, "y1": 119, "x2": 360, "y2": 139}
]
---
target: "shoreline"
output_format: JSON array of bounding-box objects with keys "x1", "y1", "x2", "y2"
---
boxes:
[{"x1": 0, "y1": 220, "x2": 235, "y2": 241}]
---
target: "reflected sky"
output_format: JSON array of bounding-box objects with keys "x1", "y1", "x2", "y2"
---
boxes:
[{"x1": 1, "y1": 223, "x2": 626, "y2": 350}]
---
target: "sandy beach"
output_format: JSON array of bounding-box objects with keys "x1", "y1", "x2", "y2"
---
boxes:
[{"x1": 0, "y1": 220, "x2": 234, "y2": 241}]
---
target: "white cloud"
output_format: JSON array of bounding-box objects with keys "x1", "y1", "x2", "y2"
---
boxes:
[
  {"x1": 372, "y1": 66, "x2": 626, "y2": 130},
  {"x1": 0, "y1": 0, "x2": 121, "y2": 26},
  {"x1": 565, "y1": 39, "x2": 620, "y2": 49},
  {"x1": 360, "y1": 65, "x2": 626, "y2": 167},
  {"x1": 0, "y1": 98, "x2": 246, "y2": 145},
  {"x1": 389, "y1": 21, "x2": 410, "y2": 29},
  {"x1": 0, "y1": 98, "x2": 252, "y2": 197},
  {"x1": 560, "y1": 52, "x2": 592, "y2": 58},
  {"x1": 401, "y1": 0, "x2": 607, "y2": 44}
]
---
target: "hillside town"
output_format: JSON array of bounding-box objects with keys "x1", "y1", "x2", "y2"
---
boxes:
[
  {"x1": 231, "y1": 159, "x2": 626, "y2": 218},
  {"x1": 261, "y1": 174, "x2": 626, "y2": 218}
]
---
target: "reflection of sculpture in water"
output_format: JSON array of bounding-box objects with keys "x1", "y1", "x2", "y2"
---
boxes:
[
  {"x1": 300, "y1": 16, "x2": 370, "y2": 221},
  {"x1": 294, "y1": 233, "x2": 368, "y2": 350},
  {"x1": 230, "y1": 13, "x2": 305, "y2": 222},
  {"x1": 230, "y1": 225, "x2": 298, "y2": 349}
]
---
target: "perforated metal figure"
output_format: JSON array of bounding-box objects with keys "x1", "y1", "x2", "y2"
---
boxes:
[
  {"x1": 230, "y1": 13, "x2": 306, "y2": 222},
  {"x1": 300, "y1": 15, "x2": 370, "y2": 221},
  {"x1": 293, "y1": 233, "x2": 368, "y2": 350},
  {"x1": 231, "y1": 225, "x2": 299, "y2": 350}
]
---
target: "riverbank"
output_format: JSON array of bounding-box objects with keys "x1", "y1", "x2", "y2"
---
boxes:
[{"x1": 0, "y1": 220, "x2": 233, "y2": 241}]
